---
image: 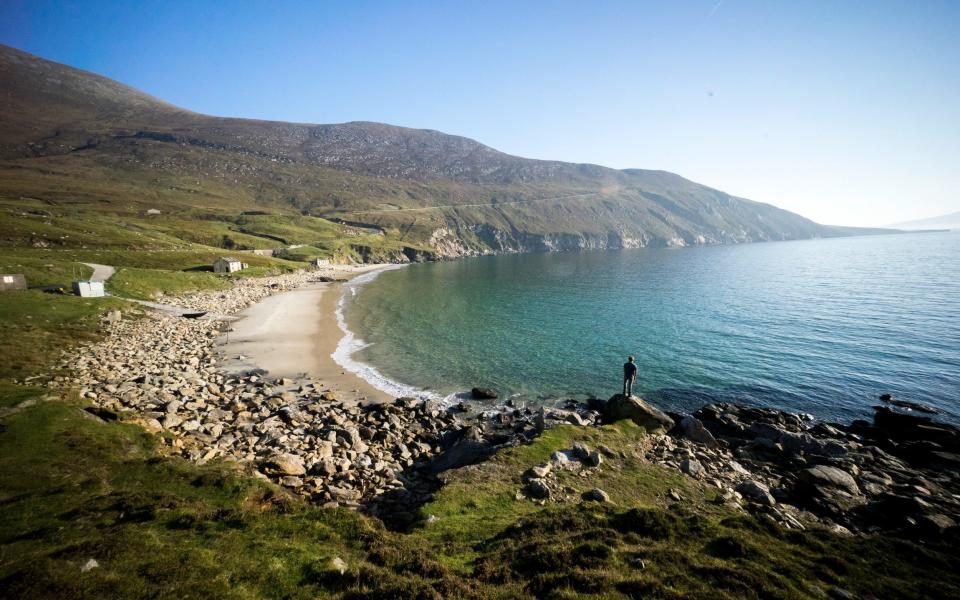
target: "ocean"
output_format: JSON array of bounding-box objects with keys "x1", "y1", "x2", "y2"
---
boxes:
[{"x1": 334, "y1": 231, "x2": 960, "y2": 424}]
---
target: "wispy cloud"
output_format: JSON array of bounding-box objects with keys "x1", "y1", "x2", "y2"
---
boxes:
[{"x1": 709, "y1": 1, "x2": 724, "y2": 18}]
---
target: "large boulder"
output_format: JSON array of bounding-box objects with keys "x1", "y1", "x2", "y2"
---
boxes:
[
  {"x1": 793, "y1": 465, "x2": 865, "y2": 513},
  {"x1": 584, "y1": 488, "x2": 611, "y2": 502},
  {"x1": 736, "y1": 480, "x2": 776, "y2": 506},
  {"x1": 604, "y1": 394, "x2": 674, "y2": 431},
  {"x1": 471, "y1": 387, "x2": 498, "y2": 400},
  {"x1": 799, "y1": 465, "x2": 860, "y2": 496},
  {"x1": 263, "y1": 453, "x2": 306, "y2": 476},
  {"x1": 526, "y1": 478, "x2": 551, "y2": 499},
  {"x1": 427, "y1": 427, "x2": 493, "y2": 474},
  {"x1": 677, "y1": 415, "x2": 719, "y2": 447}
]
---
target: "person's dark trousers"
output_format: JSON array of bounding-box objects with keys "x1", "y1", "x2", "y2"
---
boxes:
[{"x1": 623, "y1": 377, "x2": 635, "y2": 396}]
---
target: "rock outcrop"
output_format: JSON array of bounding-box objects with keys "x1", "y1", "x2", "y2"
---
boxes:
[{"x1": 603, "y1": 394, "x2": 675, "y2": 431}]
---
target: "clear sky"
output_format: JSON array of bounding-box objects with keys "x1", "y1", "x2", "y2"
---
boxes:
[{"x1": 1, "y1": 1, "x2": 957, "y2": 226}]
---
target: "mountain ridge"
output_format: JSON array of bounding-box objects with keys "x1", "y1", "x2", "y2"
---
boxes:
[
  {"x1": 888, "y1": 211, "x2": 960, "y2": 231},
  {"x1": 0, "y1": 43, "x2": 897, "y2": 260}
]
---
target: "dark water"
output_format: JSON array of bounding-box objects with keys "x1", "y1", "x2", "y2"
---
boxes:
[{"x1": 338, "y1": 232, "x2": 960, "y2": 423}]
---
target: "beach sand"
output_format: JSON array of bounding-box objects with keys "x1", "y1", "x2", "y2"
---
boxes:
[{"x1": 217, "y1": 265, "x2": 392, "y2": 403}]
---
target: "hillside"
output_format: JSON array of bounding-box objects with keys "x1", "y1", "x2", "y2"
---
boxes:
[{"x1": 0, "y1": 44, "x2": 895, "y2": 261}]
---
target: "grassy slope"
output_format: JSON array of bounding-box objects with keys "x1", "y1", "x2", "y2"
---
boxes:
[
  {"x1": 0, "y1": 291, "x2": 126, "y2": 381},
  {"x1": 2, "y1": 389, "x2": 957, "y2": 599}
]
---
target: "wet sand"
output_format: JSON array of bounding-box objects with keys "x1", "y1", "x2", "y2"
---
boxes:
[{"x1": 218, "y1": 265, "x2": 392, "y2": 403}]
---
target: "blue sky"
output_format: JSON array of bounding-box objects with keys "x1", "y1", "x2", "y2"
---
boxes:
[{"x1": 1, "y1": 0, "x2": 957, "y2": 226}]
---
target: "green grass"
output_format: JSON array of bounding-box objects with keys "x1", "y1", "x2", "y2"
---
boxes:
[
  {"x1": 107, "y1": 267, "x2": 231, "y2": 300},
  {"x1": 0, "y1": 248, "x2": 300, "y2": 271},
  {"x1": 2, "y1": 392, "x2": 957, "y2": 599},
  {"x1": 0, "y1": 290, "x2": 127, "y2": 381},
  {"x1": 0, "y1": 252, "x2": 93, "y2": 288},
  {"x1": 0, "y1": 382, "x2": 46, "y2": 409}
]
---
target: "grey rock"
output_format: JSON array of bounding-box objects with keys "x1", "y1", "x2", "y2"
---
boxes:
[
  {"x1": 80, "y1": 558, "x2": 99, "y2": 573},
  {"x1": 604, "y1": 394, "x2": 674, "y2": 431},
  {"x1": 525, "y1": 464, "x2": 552, "y2": 480},
  {"x1": 680, "y1": 458, "x2": 704, "y2": 478},
  {"x1": 678, "y1": 415, "x2": 719, "y2": 447},
  {"x1": 736, "y1": 480, "x2": 776, "y2": 506},
  {"x1": 584, "y1": 488, "x2": 610, "y2": 502},
  {"x1": 328, "y1": 486, "x2": 361, "y2": 503},
  {"x1": 331, "y1": 556, "x2": 348, "y2": 575},
  {"x1": 264, "y1": 453, "x2": 306, "y2": 476},
  {"x1": 161, "y1": 413, "x2": 182, "y2": 429},
  {"x1": 799, "y1": 465, "x2": 860, "y2": 496},
  {"x1": 586, "y1": 450, "x2": 603, "y2": 468},
  {"x1": 471, "y1": 387, "x2": 498, "y2": 400},
  {"x1": 572, "y1": 442, "x2": 591, "y2": 460},
  {"x1": 527, "y1": 478, "x2": 551, "y2": 499}
]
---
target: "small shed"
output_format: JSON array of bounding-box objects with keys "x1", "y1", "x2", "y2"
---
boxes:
[
  {"x1": 313, "y1": 258, "x2": 331, "y2": 267},
  {"x1": 73, "y1": 280, "x2": 105, "y2": 297},
  {"x1": 0, "y1": 274, "x2": 27, "y2": 291},
  {"x1": 213, "y1": 257, "x2": 245, "y2": 273}
]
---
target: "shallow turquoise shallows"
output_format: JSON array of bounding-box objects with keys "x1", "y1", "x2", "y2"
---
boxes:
[{"x1": 341, "y1": 231, "x2": 960, "y2": 423}]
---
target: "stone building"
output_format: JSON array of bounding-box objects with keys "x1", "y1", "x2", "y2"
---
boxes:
[{"x1": 213, "y1": 257, "x2": 246, "y2": 273}]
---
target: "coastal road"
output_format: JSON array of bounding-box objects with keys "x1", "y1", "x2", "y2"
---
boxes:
[
  {"x1": 329, "y1": 191, "x2": 602, "y2": 216},
  {"x1": 81, "y1": 262, "x2": 117, "y2": 282},
  {"x1": 81, "y1": 261, "x2": 229, "y2": 318}
]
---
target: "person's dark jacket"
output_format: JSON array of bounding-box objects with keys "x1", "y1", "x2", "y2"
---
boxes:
[{"x1": 623, "y1": 362, "x2": 637, "y2": 379}]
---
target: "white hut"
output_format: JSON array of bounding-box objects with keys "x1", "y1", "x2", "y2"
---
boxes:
[
  {"x1": 313, "y1": 258, "x2": 331, "y2": 267},
  {"x1": 73, "y1": 280, "x2": 105, "y2": 297},
  {"x1": 213, "y1": 257, "x2": 245, "y2": 273},
  {"x1": 0, "y1": 274, "x2": 27, "y2": 292}
]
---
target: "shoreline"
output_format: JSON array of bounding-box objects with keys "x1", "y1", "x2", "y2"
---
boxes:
[
  {"x1": 45, "y1": 266, "x2": 960, "y2": 534},
  {"x1": 217, "y1": 264, "x2": 395, "y2": 404}
]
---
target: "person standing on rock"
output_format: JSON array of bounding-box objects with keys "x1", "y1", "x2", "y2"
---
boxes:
[{"x1": 623, "y1": 356, "x2": 638, "y2": 397}]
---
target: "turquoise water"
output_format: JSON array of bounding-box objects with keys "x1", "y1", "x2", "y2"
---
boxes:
[{"x1": 338, "y1": 232, "x2": 960, "y2": 423}]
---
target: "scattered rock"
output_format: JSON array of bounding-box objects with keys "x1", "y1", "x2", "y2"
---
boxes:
[
  {"x1": 572, "y1": 442, "x2": 591, "y2": 460},
  {"x1": 799, "y1": 465, "x2": 860, "y2": 496},
  {"x1": 680, "y1": 458, "x2": 704, "y2": 479},
  {"x1": 80, "y1": 558, "x2": 99, "y2": 573},
  {"x1": 736, "y1": 480, "x2": 776, "y2": 506},
  {"x1": 264, "y1": 453, "x2": 306, "y2": 476},
  {"x1": 471, "y1": 387, "x2": 498, "y2": 400},
  {"x1": 525, "y1": 464, "x2": 552, "y2": 480},
  {"x1": 584, "y1": 488, "x2": 610, "y2": 502},
  {"x1": 550, "y1": 451, "x2": 570, "y2": 467},
  {"x1": 586, "y1": 451, "x2": 603, "y2": 468},
  {"x1": 676, "y1": 415, "x2": 719, "y2": 447},
  {"x1": 527, "y1": 478, "x2": 551, "y2": 499}
]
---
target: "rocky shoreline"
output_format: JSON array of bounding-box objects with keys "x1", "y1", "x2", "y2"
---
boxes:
[
  {"x1": 484, "y1": 394, "x2": 959, "y2": 537},
  {"x1": 44, "y1": 272, "x2": 960, "y2": 538}
]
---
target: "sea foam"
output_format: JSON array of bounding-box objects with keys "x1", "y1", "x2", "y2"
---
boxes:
[{"x1": 332, "y1": 265, "x2": 440, "y2": 401}]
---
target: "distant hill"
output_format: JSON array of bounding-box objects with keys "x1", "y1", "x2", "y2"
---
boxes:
[
  {"x1": 888, "y1": 211, "x2": 960, "y2": 231},
  {"x1": 0, "y1": 44, "x2": 898, "y2": 260}
]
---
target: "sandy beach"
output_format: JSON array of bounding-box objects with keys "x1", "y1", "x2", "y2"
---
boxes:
[{"x1": 217, "y1": 264, "x2": 393, "y2": 403}]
